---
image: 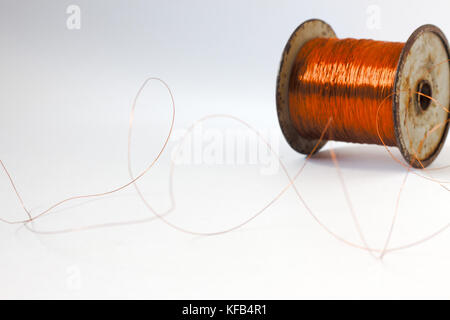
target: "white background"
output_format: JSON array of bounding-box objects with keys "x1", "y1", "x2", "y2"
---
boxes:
[{"x1": 0, "y1": 0, "x2": 449, "y2": 299}]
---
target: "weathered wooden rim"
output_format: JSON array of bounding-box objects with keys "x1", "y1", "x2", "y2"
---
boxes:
[
  {"x1": 393, "y1": 24, "x2": 450, "y2": 168},
  {"x1": 276, "y1": 19, "x2": 336, "y2": 155}
]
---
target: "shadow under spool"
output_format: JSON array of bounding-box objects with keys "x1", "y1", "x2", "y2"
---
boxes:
[{"x1": 276, "y1": 19, "x2": 450, "y2": 168}]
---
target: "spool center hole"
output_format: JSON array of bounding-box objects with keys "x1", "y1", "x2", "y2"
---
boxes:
[{"x1": 416, "y1": 80, "x2": 432, "y2": 111}]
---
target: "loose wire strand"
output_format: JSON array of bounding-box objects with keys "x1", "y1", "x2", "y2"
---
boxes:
[{"x1": 0, "y1": 77, "x2": 448, "y2": 258}]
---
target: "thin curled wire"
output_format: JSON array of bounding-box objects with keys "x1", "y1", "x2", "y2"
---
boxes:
[{"x1": 0, "y1": 75, "x2": 449, "y2": 259}]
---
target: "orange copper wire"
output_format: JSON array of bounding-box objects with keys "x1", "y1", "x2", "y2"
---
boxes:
[{"x1": 289, "y1": 38, "x2": 404, "y2": 146}]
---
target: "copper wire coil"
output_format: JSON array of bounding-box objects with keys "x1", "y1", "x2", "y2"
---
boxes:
[{"x1": 276, "y1": 20, "x2": 450, "y2": 168}]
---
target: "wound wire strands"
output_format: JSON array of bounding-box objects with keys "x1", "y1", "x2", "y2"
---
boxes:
[
  {"x1": 276, "y1": 19, "x2": 450, "y2": 168},
  {"x1": 289, "y1": 38, "x2": 403, "y2": 146}
]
